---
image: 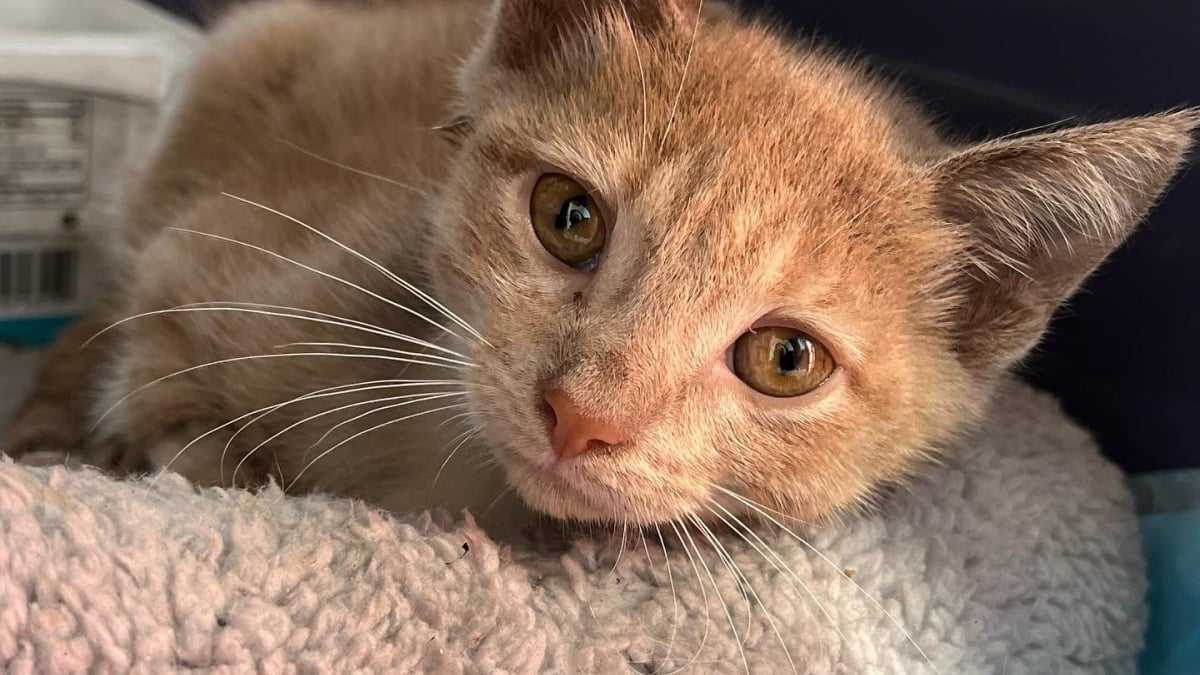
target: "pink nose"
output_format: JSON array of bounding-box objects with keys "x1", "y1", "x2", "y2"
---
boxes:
[{"x1": 543, "y1": 388, "x2": 626, "y2": 460}]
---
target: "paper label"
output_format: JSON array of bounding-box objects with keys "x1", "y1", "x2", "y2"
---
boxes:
[
  {"x1": 0, "y1": 87, "x2": 115, "y2": 327},
  {"x1": 0, "y1": 94, "x2": 91, "y2": 210}
]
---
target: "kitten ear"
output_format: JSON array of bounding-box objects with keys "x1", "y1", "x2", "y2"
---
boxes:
[
  {"x1": 481, "y1": 0, "x2": 698, "y2": 70},
  {"x1": 936, "y1": 110, "x2": 1197, "y2": 373}
]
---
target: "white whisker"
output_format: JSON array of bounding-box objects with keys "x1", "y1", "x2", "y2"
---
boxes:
[
  {"x1": 272, "y1": 450, "x2": 285, "y2": 487},
  {"x1": 482, "y1": 483, "x2": 514, "y2": 517},
  {"x1": 640, "y1": 528, "x2": 659, "y2": 584},
  {"x1": 689, "y1": 514, "x2": 752, "y2": 643},
  {"x1": 606, "y1": 520, "x2": 630, "y2": 581},
  {"x1": 434, "y1": 410, "x2": 476, "y2": 435},
  {"x1": 664, "y1": 520, "x2": 712, "y2": 675},
  {"x1": 275, "y1": 342, "x2": 475, "y2": 368},
  {"x1": 219, "y1": 193, "x2": 492, "y2": 347},
  {"x1": 234, "y1": 391, "x2": 464, "y2": 485},
  {"x1": 276, "y1": 137, "x2": 431, "y2": 196},
  {"x1": 305, "y1": 392, "x2": 466, "y2": 453},
  {"x1": 167, "y1": 226, "x2": 472, "y2": 346},
  {"x1": 714, "y1": 485, "x2": 938, "y2": 672},
  {"x1": 619, "y1": 3, "x2": 649, "y2": 157},
  {"x1": 469, "y1": 454, "x2": 500, "y2": 473},
  {"x1": 706, "y1": 498, "x2": 848, "y2": 645},
  {"x1": 286, "y1": 402, "x2": 468, "y2": 491},
  {"x1": 655, "y1": 525, "x2": 681, "y2": 669},
  {"x1": 658, "y1": 0, "x2": 705, "y2": 152},
  {"x1": 431, "y1": 426, "x2": 480, "y2": 491},
  {"x1": 433, "y1": 419, "x2": 475, "y2": 453},
  {"x1": 216, "y1": 379, "x2": 458, "y2": 483},
  {"x1": 682, "y1": 515, "x2": 749, "y2": 675},
  {"x1": 703, "y1": 478, "x2": 822, "y2": 530},
  {"x1": 146, "y1": 378, "x2": 452, "y2": 487},
  {"x1": 85, "y1": 302, "x2": 471, "y2": 361},
  {"x1": 95, "y1": 351, "x2": 463, "y2": 431},
  {"x1": 703, "y1": 505, "x2": 799, "y2": 674},
  {"x1": 152, "y1": 379, "x2": 410, "y2": 489}
]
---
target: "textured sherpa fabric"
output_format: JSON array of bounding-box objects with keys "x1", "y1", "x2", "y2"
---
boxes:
[{"x1": 0, "y1": 373, "x2": 1145, "y2": 674}]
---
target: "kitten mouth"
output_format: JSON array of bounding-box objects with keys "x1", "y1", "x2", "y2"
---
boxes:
[
  {"x1": 503, "y1": 452, "x2": 574, "y2": 489},
  {"x1": 497, "y1": 451, "x2": 614, "y2": 521}
]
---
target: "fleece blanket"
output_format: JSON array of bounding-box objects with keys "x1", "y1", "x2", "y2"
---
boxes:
[{"x1": 0, "y1": 350, "x2": 1146, "y2": 673}]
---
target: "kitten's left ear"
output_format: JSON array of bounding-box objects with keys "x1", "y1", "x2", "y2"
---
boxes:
[{"x1": 936, "y1": 110, "x2": 1197, "y2": 374}]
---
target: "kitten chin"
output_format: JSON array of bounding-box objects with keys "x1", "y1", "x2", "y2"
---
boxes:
[{"x1": 5, "y1": 0, "x2": 1195, "y2": 532}]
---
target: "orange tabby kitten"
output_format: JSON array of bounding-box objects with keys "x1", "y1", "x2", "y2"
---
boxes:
[{"x1": 5, "y1": 0, "x2": 1195, "y2": 530}]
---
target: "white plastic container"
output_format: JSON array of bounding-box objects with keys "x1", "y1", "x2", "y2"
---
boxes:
[{"x1": 0, "y1": 0, "x2": 201, "y2": 344}]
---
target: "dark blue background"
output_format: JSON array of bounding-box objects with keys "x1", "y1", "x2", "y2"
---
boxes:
[{"x1": 148, "y1": 0, "x2": 1200, "y2": 473}]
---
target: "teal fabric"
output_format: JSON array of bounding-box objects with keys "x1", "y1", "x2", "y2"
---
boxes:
[{"x1": 1139, "y1": 508, "x2": 1200, "y2": 674}]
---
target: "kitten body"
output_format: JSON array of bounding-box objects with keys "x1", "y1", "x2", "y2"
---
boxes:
[
  {"x1": 14, "y1": 0, "x2": 496, "y2": 516},
  {"x1": 5, "y1": 0, "x2": 1195, "y2": 532}
]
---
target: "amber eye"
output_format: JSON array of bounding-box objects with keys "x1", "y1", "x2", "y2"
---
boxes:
[
  {"x1": 530, "y1": 173, "x2": 607, "y2": 268},
  {"x1": 733, "y1": 327, "x2": 836, "y2": 398}
]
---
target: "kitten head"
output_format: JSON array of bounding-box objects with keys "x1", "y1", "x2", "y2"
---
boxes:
[{"x1": 425, "y1": 0, "x2": 1196, "y2": 525}]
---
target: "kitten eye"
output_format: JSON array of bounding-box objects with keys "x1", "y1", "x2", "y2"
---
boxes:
[
  {"x1": 733, "y1": 327, "x2": 836, "y2": 398},
  {"x1": 530, "y1": 173, "x2": 607, "y2": 269}
]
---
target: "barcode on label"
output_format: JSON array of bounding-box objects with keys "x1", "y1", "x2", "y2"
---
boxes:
[{"x1": 0, "y1": 247, "x2": 79, "y2": 307}]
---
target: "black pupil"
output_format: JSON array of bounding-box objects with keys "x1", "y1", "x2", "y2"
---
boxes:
[
  {"x1": 555, "y1": 197, "x2": 591, "y2": 231},
  {"x1": 777, "y1": 338, "x2": 806, "y2": 373}
]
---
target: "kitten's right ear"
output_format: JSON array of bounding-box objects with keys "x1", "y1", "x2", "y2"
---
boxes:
[{"x1": 934, "y1": 110, "x2": 1197, "y2": 375}]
